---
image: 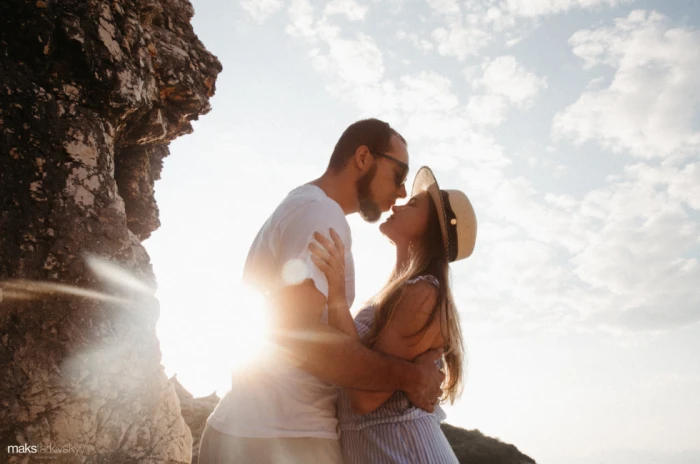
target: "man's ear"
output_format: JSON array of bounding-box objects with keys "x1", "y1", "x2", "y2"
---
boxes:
[{"x1": 353, "y1": 145, "x2": 372, "y2": 170}]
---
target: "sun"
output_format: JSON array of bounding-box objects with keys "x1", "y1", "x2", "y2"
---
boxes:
[{"x1": 157, "y1": 282, "x2": 272, "y2": 398}]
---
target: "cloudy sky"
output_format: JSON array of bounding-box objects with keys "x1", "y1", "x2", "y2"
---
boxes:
[{"x1": 143, "y1": 0, "x2": 700, "y2": 462}]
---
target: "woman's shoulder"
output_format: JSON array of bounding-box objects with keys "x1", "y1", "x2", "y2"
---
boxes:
[
  {"x1": 403, "y1": 277, "x2": 439, "y2": 306},
  {"x1": 384, "y1": 277, "x2": 442, "y2": 343}
]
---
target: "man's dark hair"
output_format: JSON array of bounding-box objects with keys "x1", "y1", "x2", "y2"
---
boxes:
[{"x1": 328, "y1": 118, "x2": 407, "y2": 171}]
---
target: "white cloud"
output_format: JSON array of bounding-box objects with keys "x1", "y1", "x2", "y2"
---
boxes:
[
  {"x1": 483, "y1": 6, "x2": 517, "y2": 31},
  {"x1": 465, "y1": 56, "x2": 546, "y2": 127},
  {"x1": 425, "y1": 0, "x2": 492, "y2": 60},
  {"x1": 318, "y1": 71, "x2": 467, "y2": 140},
  {"x1": 310, "y1": 32, "x2": 385, "y2": 85},
  {"x1": 454, "y1": 152, "x2": 700, "y2": 334},
  {"x1": 625, "y1": 162, "x2": 700, "y2": 211},
  {"x1": 433, "y1": 24, "x2": 492, "y2": 60},
  {"x1": 414, "y1": 133, "x2": 511, "y2": 175},
  {"x1": 240, "y1": 0, "x2": 284, "y2": 23},
  {"x1": 456, "y1": 238, "x2": 571, "y2": 327},
  {"x1": 449, "y1": 0, "x2": 632, "y2": 38},
  {"x1": 553, "y1": 10, "x2": 700, "y2": 159},
  {"x1": 505, "y1": 35, "x2": 524, "y2": 47},
  {"x1": 478, "y1": 55, "x2": 547, "y2": 106},
  {"x1": 573, "y1": 196, "x2": 695, "y2": 296},
  {"x1": 396, "y1": 29, "x2": 434, "y2": 52},
  {"x1": 286, "y1": 0, "x2": 317, "y2": 40},
  {"x1": 396, "y1": 72, "x2": 459, "y2": 113},
  {"x1": 286, "y1": 2, "x2": 383, "y2": 87},
  {"x1": 571, "y1": 165, "x2": 700, "y2": 330},
  {"x1": 413, "y1": 150, "x2": 460, "y2": 171},
  {"x1": 324, "y1": 0, "x2": 368, "y2": 21},
  {"x1": 466, "y1": 94, "x2": 509, "y2": 126},
  {"x1": 425, "y1": 0, "x2": 461, "y2": 19},
  {"x1": 503, "y1": 0, "x2": 633, "y2": 18},
  {"x1": 401, "y1": 110, "x2": 472, "y2": 141}
]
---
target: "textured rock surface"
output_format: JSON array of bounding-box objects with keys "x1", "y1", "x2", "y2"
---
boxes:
[
  {"x1": 441, "y1": 423, "x2": 537, "y2": 464},
  {"x1": 0, "y1": 0, "x2": 221, "y2": 462},
  {"x1": 170, "y1": 377, "x2": 218, "y2": 463}
]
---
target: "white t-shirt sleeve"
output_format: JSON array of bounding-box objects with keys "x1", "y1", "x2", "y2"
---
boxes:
[{"x1": 276, "y1": 200, "x2": 351, "y2": 299}]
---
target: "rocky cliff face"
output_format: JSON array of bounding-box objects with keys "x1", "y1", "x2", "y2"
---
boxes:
[
  {"x1": 441, "y1": 423, "x2": 536, "y2": 464},
  {"x1": 0, "y1": 0, "x2": 221, "y2": 462},
  {"x1": 170, "y1": 377, "x2": 218, "y2": 463}
]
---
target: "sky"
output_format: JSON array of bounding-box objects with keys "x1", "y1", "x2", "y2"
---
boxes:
[{"x1": 143, "y1": 1, "x2": 700, "y2": 463}]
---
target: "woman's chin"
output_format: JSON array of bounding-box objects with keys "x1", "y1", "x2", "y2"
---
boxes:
[{"x1": 379, "y1": 220, "x2": 395, "y2": 241}]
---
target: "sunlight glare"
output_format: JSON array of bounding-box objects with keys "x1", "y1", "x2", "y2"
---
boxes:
[
  {"x1": 218, "y1": 283, "x2": 271, "y2": 371},
  {"x1": 170, "y1": 282, "x2": 273, "y2": 396},
  {"x1": 281, "y1": 258, "x2": 308, "y2": 286}
]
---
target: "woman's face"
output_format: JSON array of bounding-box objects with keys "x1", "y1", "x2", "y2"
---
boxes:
[{"x1": 379, "y1": 190, "x2": 432, "y2": 248}]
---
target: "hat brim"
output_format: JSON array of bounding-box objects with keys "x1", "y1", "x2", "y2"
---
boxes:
[{"x1": 411, "y1": 167, "x2": 450, "y2": 260}]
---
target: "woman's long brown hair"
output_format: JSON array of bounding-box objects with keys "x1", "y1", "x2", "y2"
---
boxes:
[{"x1": 363, "y1": 195, "x2": 465, "y2": 403}]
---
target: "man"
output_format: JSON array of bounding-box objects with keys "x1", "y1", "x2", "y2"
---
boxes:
[{"x1": 199, "y1": 119, "x2": 445, "y2": 463}]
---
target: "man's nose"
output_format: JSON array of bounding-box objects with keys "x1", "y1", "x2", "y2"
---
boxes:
[{"x1": 397, "y1": 184, "x2": 407, "y2": 199}]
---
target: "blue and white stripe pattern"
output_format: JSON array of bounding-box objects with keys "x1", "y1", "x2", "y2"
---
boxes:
[{"x1": 338, "y1": 275, "x2": 459, "y2": 464}]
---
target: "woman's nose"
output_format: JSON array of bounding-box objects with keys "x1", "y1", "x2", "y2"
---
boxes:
[{"x1": 391, "y1": 204, "x2": 400, "y2": 214}]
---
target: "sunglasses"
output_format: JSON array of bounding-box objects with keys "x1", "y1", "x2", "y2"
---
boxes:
[{"x1": 370, "y1": 149, "x2": 409, "y2": 187}]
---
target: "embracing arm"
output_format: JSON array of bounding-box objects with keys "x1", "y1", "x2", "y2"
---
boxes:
[
  {"x1": 344, "y1": 281, "x2": 444, "y2": 415},
  {"x1": 270, "y1": 280, "x2": 442, "y2": 402},
  {"x1": 308, "y1": 230, "x2": 359, "y2": 340},
  {"x1": 306, "y1": 228, "x2": 444, "y2": 413}
]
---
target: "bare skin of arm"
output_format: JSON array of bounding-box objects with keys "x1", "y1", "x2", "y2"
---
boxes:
[
  {"x1": 344, "y1": 281, "x2": 444, "y2": 414},
  {"x1": 269, "y1": 279, "x2": 444, "y2": 411},
  {"x1": 309, "y1": 229, "x2": 445, "y2": 413}
]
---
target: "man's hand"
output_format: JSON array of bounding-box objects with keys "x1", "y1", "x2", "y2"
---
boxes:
[{"x1": 405, "y1": 349, "x2": 445, "y2": 413}]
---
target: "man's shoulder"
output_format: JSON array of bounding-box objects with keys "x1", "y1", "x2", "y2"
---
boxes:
[{"x1": 275, "y1": 185, "x2": 349, "y2": 231}]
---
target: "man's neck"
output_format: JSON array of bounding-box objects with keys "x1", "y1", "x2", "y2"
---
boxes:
[{"x1": 308, "y1": 171, "x2": 357, "y2": 215}]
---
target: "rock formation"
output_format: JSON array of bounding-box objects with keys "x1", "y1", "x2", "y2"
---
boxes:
[
  {"x1": 170, "y1": 376, "x2": 218, "y2": 462},
  {"x1": 0, "y1": 0, "x2": 221, "y2": 462},
  {"x1": 441, "y1": 423, "x2": 536, "y2": 464}
]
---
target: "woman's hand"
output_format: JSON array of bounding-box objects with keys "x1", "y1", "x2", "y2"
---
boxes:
[{"x1": 309, "y1": 228, "x2": 346, "y2": 309}]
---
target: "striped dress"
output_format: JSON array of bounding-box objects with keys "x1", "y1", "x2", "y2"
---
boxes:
[{"x1": 338, "y1": 275, "x2": 459, "y2": 464}]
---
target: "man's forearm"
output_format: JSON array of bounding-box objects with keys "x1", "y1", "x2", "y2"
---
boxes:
[{"x1": 273, "y1": 322, "x2": 416, "y2": 391}]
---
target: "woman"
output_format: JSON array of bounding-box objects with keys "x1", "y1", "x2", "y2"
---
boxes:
[{"x1": 308, "y1": 166, "x2": 477, "y2": 464}]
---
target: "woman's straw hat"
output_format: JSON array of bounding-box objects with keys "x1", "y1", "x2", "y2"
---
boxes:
[{"x1": 411, "y1": 166, "x2": 477, "y2": 262}]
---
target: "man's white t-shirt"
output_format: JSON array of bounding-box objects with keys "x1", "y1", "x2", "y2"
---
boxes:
[{"x1": 207, "y1": 184, "x2": 355, "y2": 439}]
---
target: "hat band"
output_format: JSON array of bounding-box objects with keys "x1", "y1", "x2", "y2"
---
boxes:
[{"x1": 440, "y1": 190, "x2": 458, "y2": 262}]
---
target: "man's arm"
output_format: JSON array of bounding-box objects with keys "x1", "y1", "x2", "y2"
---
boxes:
[
  {"x1": 344, "y1": 280, "x2": 443, "y2": 414},
  {"x1": 269, "y1": 279, "x2": 443, "y2": 407}
]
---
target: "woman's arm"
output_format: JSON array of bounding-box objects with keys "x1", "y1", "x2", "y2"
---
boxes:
[
  {"x1": 309, "y1": 230, "x2": 444, "y2": 414},
  {"x1": 308, "y1": 229, "x2": 359, "y2": 339},
  {"x1": 327, "y1": 300, "x2": 360, "y2": 340},
  {"x1": 345, "y1": 281, "x2": 444, "y2": 415}
]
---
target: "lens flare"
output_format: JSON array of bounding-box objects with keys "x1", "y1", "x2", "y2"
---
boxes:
[{"x1": 281, "y1": 258, "x2": 308, "y2": 286}]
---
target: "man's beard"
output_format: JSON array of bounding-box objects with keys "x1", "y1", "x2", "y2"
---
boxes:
[{"x1": 356, "y1": 165, "x2": 382, "y2": 223}]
